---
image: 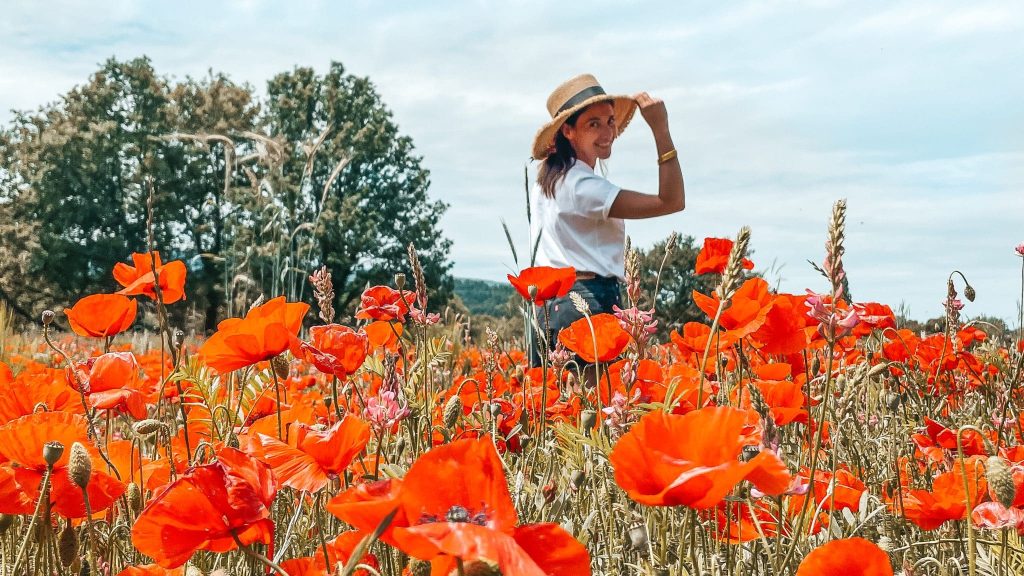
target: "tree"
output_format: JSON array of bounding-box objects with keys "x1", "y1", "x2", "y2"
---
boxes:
[{"x1": 0, "y1": 59, "x2": 452, "y2": 330}]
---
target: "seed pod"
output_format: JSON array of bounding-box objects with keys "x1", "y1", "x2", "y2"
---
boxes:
[
  {"x1": 628, "y1": 521, "x2": 649, "y2": 550},
  {"x1": 580, "y1": 409, "x2": 597, "y2": 431},
  {"x1": 460, "y1": 560, "x2": 501, "y2": 576},
  {"x1": 271, "y1": 354, "x2": 290, "y2": 379},
  {"x1": 570, "y1": 470, "x2": 586, "y2": 489},
  {"x1": 394, "y1": 273, "x2": 407, "y2": 291},
  {"x1": 132, "y1": 419, "x2": 166, "y2": 438},
  {"x1": 126, "y1": 482, "x2": 142, "y2": 514},
  {"x1": 68, "y1": 442, "x2": 92, "y2": 489},
  {"x1": 443, "y1": 395, "x2": 462, "y2": 430},
  {"x1": 0, "y1": 514, "x2": 14, "y2": 535},
  {"x1": 58, "y1": 523, "x2": 79, "y2": 567},
  {"x1": 42, "y1": 309, "x2": 55, "y2": 326},
  {"x1": 43, "y1": 440, "x2": 65, "y2": 467},
  {"x1": 964, "y1": 284, "x2": 976, "y2": 302},
  {"x1": 986, "y1": 456, "x2": 1017, "y2": 508}
]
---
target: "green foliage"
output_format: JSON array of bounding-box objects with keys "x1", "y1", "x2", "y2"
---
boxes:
[
  {"x1": 0, "y1": 58, "x2": 452, "y2": 330},
  {"x1": 454, "y1": 277, "x2": 515, "y2": 317}
]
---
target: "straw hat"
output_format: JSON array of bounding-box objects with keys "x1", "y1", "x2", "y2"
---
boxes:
[{"x1": 531, "y1": 74, "x2": 637, "y2": 160}]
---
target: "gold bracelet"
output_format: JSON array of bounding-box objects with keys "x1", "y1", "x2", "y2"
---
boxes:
[{"x1": 658, "y1": 149, "x2": 678, "y2": 165}]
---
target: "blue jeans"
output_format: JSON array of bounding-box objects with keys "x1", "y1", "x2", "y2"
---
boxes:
[{"x1": 530, "y1": 276, "x2": 622, "y2": 367}]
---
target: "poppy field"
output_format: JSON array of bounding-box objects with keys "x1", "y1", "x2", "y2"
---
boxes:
[{"x1": 2, "y1": 199, "x2": 1024, "y2": 576}]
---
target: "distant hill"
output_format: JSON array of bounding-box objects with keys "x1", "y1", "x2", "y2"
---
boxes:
[{"x1": 454, "y1": 277, "x2": 515, "y2": 316}]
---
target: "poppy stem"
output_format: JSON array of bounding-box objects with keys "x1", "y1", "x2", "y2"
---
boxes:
[
  {"x1": 957, "y1": 426, "x2": 979, "y2": 576},
  {"x1": 271, "y1": 369, "x2": 284, "y2": 441},
  {"x1": 12, "y1": 465, "x2": 52, "y2": 575},
  {"x1": 230, "y1": 530, "x2": 289, "y2": 576}
]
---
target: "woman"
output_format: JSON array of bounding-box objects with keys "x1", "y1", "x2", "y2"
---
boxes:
[{"x1": 529, "y1": 73, "x2": 685, "y2": 367}]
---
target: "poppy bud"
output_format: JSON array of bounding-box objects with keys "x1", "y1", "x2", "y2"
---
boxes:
[
  {"x1": 132, "y1": 419, "x2": 166, "y2": 438},
  {"x1": 79, "y1": 560, "x2": 90, "y2": 576},
  {"x1": 868, "y1": 363, "x2": 889, "y2": 378},
  {"x1": 126, "y1": 482, "x2": 142, "y2": 514},
  {"x1": 580, "y1": 409, "x2": 597, "y2": 431},
  {"x1": 394, "y1": 273, "x2": 406, "y2": 291},
  {"x1": 174, "y1": 329, "x2": 186, "y2": 348},
  {"x1": 68, "y1": 442, "x2": 92, "y2": 489},
  {"x1": 43, "y1": 441, "x2": 65, "y2": 468},
  {"x1": 42, "y1": 309, "x2": 55, "y2": 326},
  {"x1": 443, "y1": 395, "x2": 462, "y2": 430},
  {"x1": 986, "y1": 456, "x2": 1016, "y2": 508},
  {"x1": 964, "y1": 284, "x2": 976, "y2": 302},
  {"x1": 271, "y1": 354, "x2": 290, "y2": 379},
  {"x1": 0, "y1": 514, "x2": 13, "y2": 535},
  {"x1": 227, "y1": 434, "x2": 240, "y2": 449},
  {"x1": 489, "y1": 403, "x2": 503, "y2": 418},
  {"x1": 58, "y1": 523, "x2": 79, "y2": 567},
  {"x1": 527, "y1": 285, "x2": 539, "y2": 301},
  {"x1": 570, "y1": 469, "x2": 586, "y2": 489},
  {"x1": 518, "y1": 434, "x2": 533, "y2": 451},
  {"x1": 628, "y1": 521, "x2": 649, "y2": 550},
  {"x1": 811, "y1": 356, "x2": 821, "y2": 375}
]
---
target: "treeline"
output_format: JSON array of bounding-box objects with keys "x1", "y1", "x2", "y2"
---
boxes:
[{"x1": 0, "y1": 58, "x2": 452, "y2": 332}]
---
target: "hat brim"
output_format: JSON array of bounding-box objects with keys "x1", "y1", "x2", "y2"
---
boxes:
[{"x1": 531, "y1": 95, "x2": 637, "y2": 160}]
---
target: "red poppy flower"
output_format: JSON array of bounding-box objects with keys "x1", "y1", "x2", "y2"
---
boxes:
[
  {"x1": 692, "y1": 278, "x2": 774, "y2": 340},
  {"x1": 328, "y1": 438, "x2": 591, "y2": 575},
  {"x1": 558, "y1": 313, "x2": 630, "y2": 363},
  {"x1": 66, "y1": 352, "x2": 153, "y2": 419},
  {"x1": 851, "y1": 302, "x2": 896, "y2": 337},
  {"x1": 0, "y1": 412, "x2": 126, "y2": 518},
  {"x1": 113, "y1": 251, "x2": 188, "y2": 304},
  {"x1": 131, "y1": 447, "x2": 277, "y2": 568},
  {"x1": 750, "y1": 293, "x2": 808, "y2": 355},
  {"x1": 63, "y1": 293, "x2": 137, "y2": 338},
  {"x1": 293, "y1": 324, "x2": 369, "y2": 379},
  {"x1": 610, "y1": 407, "x2": 792, "y2": 508},
  {"x1": 0, "y1": 365, "x2": 82, "y2": 423},
  {"x1": 258, "y1": 414, "x2": 371, "y2": 493},
  {"x1": 695, "y1": 237, "x2": 754, "y2": 275},
  {"x1": 278, "y1": 531, "x2": 379, "y2": 576},
  {"x1": 0, "y1": 465, "x2": 34, "y2": 514},
  {"x1": 895, "y1": 457, "x2": 987, "y2": 530},
  {"x1": 972, "y1": 501, "x2": 1024, "y2": 533},
  {"x1": 197, "y1": 296, "x2": 309, "y2": 374},
  {"x1": 796, "y1": 537, "x2": 893, "y2": 576},
  {"x1": 507, "y1": 266, "x2": 576, "y2": 305},
  {"x1": 355, "y1": 285, "x2": 414, "y2": 322}
]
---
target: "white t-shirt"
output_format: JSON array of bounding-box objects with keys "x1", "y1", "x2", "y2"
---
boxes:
[{"x1": 530, "y1": 159, "x2": 625, "y2": 279}]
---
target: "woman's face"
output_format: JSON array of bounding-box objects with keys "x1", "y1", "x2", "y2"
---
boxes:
[{"x1": 561, "y1": 101, "x2": 616, "y2": 168}]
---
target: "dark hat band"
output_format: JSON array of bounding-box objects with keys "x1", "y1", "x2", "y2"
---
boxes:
[{"x1": 555, "y1": 85, "x2": 608, "y2": 115}]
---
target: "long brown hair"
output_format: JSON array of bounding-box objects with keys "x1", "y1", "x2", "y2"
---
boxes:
[{"x1": 537, "y1": 108, "x2": 585, "y2": 198}]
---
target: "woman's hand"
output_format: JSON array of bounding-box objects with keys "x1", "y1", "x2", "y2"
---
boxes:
[{"x1": 634, "y1": 92, "x2": 669, "y2": 133}]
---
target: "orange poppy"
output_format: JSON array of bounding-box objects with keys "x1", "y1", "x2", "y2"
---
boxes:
[
  {"x1": 895, "y1": 457, "x2": 987, "y2": 530},
  {"x1": 609, "y1": 407, "x2": 792, "y2": 508},
  {"x1": 0, "y1": 465, "x2": 34, "y2": 514},
  {"x1": 63, "y1": 293, "x2": 137, "y2": 338},
  {"x1": 66, "y1": 352, "x2": 153, "y2": 419},
  {"x1": 507, "y1": 266, "x2": 576, "y2": 304},
  {"x1": 131, "y1": 447, "x2": 277, "y2": 568},
  {"x1": 795, "y1": 537, "x2": 893, "y2": 576},
  {"x1": 258, "y1": 414, "x2": 371, "y2": 492},
  {"x1": 328, "y1": 438, "x2": 591, "y2": 575},
  {"x1": 695, "y1": 237, "x2": 755, "y2": 275},
  {"x1": 113, "y1": 251, "x2": 188, "y2": 304},
  {"x1": 355, "y1": 285, "x2": 414, "y2": 322},
  {"x1": 365, "y1": 320, "x2": 402, "y2": 351},
  {"x1": 851, "y1": 302, "x2": 896, "y2": 338},
  {"x1": 0, "y1": 365, "x2": 82, "y2": 423},
  {"x1": 558, "y1": 313, "x2": 630, "y2": 363},
  {"x1": 293, "y1": 324, "x2": 369, "y2": 379},
  {"x1": 0, "y1": 412, "x2": 126, "y2": 518},
  {"x1": 692, "y1": 278, "x2": 774, "y2": 340},
  {"x1": 670, "y1": 322, "x2": 736, "y2": 356},
  {"x1": 197, "y1": 296, "x2": 309, "y2": 374}
]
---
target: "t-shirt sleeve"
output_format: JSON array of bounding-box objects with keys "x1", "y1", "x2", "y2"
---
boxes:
[{"x1": 571, "y1": 173, "x2": 621, "y2": 220}]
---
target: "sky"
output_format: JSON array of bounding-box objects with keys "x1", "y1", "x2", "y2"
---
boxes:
[{"x1": 2, "y1": 0, "x2": 1022, "y2": 324}]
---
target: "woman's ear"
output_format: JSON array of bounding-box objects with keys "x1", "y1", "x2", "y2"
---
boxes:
[{"x1": 560, "y1": 122, "x2": 574, "y2": 142}]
